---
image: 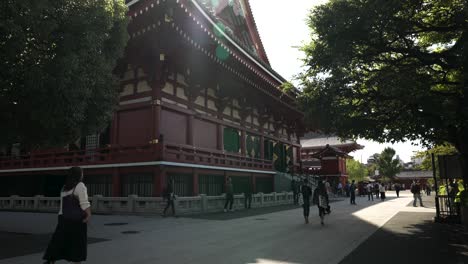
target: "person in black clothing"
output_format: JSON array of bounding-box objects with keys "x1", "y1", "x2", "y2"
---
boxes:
[
  {"x1": 244, "y1": 181, "x2": 253, "y2": 209},
  {"x1": 350, "y1": 180, "x2": 357, "y2": 205},
  {"x1": 301, "y1": 179, "x2": 312, "y2": 224},
  {"x1": 162, "y1": 178, "x2": 176, "y2": 217},
  {"x1": 394, "y1": 183, "x2": 401, "y2": 198},
  {"x1": 313, "y1": 181, "x2": 329, "y2": 226},
  {"x1": 291, "y1": 178, "x2": 299, "y2": 205}
]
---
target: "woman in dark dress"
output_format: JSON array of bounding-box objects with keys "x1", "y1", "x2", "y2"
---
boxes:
[
  {"x1": 43, "y1": 167, "x2": 91, "y2": 264},
  {"x1": 313, "y1": 181, "x2": 329, "y2": 226}
]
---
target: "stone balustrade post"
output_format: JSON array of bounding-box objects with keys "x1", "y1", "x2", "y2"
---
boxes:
[
  {"x1": 272, "y1": 192, "x2": 277, "y2": 203},
  {"x1": 200, "y1": 194, "x2": 207, "y2": 213},
  {"x1": 128, "y1": 195, "x2": 138, "y2": 213},
  {"x1": 34, "y1": 195, "x2": 43, "y2": 210},
  {"x1": 10, "y1": 195, "x2": 18, "y2": 210},
  {"x1": 92, "y1": 195, "x2": 103, "y2": 212},
  {"x1": 259, "y1": 193, "x2": 264, "y2": 207}
]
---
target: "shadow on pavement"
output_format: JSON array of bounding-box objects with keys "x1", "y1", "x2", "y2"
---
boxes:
[
  {"x1": 0, "y1": 232, "x2": 107, "y2": 260},
  {"x1": 339, "y1": 212, "x2": 468, "y2": 264}
]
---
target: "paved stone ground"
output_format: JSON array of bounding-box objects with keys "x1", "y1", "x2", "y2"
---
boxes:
[
  {"x1": 0, "y1": 191, "x2": 463, "y2": 264},
  {"x1": 339, "y1": 211, "x2": 468, "y2": 264}
]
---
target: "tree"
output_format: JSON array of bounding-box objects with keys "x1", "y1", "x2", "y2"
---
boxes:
[
  {"x1": 376, "y1": 147, "x2": 402, "y2": 182},
  {"x1": 414, "y1": 144, "x2": 458, "y2": 176},
  {"x1": 299, "y1": 0, "x2": 468, "y2": 182},
  {"x1": 346, "y1": 158, "x2": 367, "y2": 182},
  {"x1": 0, "y1": 0, "x2": 129, "y2": 149}
]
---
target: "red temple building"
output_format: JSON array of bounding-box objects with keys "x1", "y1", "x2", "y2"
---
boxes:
[
  {"x1": 0, "y1": 0, "x2": 305, "y2": 198},
  {"x1": 300, "y1": 133, "x2": 363, "y2": 187}
]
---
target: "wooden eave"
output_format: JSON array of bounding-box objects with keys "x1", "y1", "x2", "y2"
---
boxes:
[{"x1": 126, "y1": 0, "x2": 302, "y2": 115}]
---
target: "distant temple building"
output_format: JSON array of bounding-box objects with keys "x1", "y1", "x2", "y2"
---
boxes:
[
  {"x1": 0, "y1": 0, "x2": 305, "y2": 197},
  {"x1": 300, "y1": 133, "x2": 363, "y2": 187}
]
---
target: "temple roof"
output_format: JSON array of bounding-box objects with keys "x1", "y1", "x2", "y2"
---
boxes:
[
  {"x1": 395, "y1": 170, "x2": 433, "y2": 179},
  {"x1": 309, "y1": 144, "x2": 352, "y2": 159},
  {"x1": 300, "y1": 132, "x2": 363, "y2": 152}
]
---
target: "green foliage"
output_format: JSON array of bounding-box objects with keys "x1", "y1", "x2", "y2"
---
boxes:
[
  {"x1": 346, "y1": 158, "x2": 367, "y2": 182},
  {"x1": 0, "y1": 0, "x2": 129, "y2": 148},
  {"x1": 376, "y1": 147, "x2": 402, "y2": 181},
  {"x1": 414, "y1": 144, "x2": 458, "y2": 173},
  {"x1": 299, "y1": 0, "x2": 468, "y2": 178}
]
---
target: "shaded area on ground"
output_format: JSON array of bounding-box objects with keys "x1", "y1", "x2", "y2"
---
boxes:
[
  {"x1": 0, "y1": 232, "x2": 107, "y2": 260},
  {"x1": 406, "y1": 192, "x2": 436, "y2": 208},
  {"x1": 339, "y1": 212, "x2": 468, "y2": 264},
  {"x1": 185, "y1": 199, "x2": 344, "y2": 220}
]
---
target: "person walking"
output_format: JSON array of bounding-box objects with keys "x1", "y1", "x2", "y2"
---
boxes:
[
  {"x1": 301, "y1": 179, "x2": 312, "y2": 224},
  {"x1": 366, "y1": 183, "x2": 374, "y2": 201},
  {"x1": 374, "y1": 182, "x2": 380, "y2": 199},
  {"x1": 162, "y1": 178, "x2": 176, "y2": 217},
  {"x1": 291, "y1": 178, "x2": 299, "y2": 205},
  {"x1": 337, "y1": 182, "x2": 343, "y2": 196},
  {"x1": 411, "y1": 181, "x2": 424, "y2": 207},
  {"x1": 395, "y1": 183, "x2": 401, "y2": 198},
  {"x1": 224, "y1": 177, "x2": 234, "y2": 212},
  {"x1": 313, "y1": 181, "x2": 329, "y2": 226},
  {"x1": 350, "y1": 180, "x2": 357, "y2": 205},
  {"x1": 244, "y1": 180, "x2": 252, "y2": 209},
  {"x1": 379, "y1": 183, "x2": 386, "y2": 201},
  {"x1": 43, "y1": 167, "x2": 91, "y2": 264}
]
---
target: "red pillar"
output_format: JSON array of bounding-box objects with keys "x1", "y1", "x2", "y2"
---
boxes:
[
  {"x1": 112, "y1": 168, "x2": 121, "y2": 197},
  {"x1": 193, "y1": 168, "x2": 199, "y2": 196},
  {"x1": 241, "y1": 130, "x2": 246, "y2": 155},
  {"x1": 217, "y1": 124, "x2": 224, "y2": 151},
  {"x1": 154, "y1": 166, "x2": 166, "y2": 197},
  {"x1": 187, "y1": 115, "x2": 194, "y2": 145},
  {"x1": 251, "y1": 174, "x2": 256, "y2": 193}
]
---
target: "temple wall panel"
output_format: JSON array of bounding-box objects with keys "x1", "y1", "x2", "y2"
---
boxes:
[
  {"x1": 193, "y1": 118, "x2": 217, "y2": 149},
  {"x1": 161, "y1": 109, "x2": 187, "y2": 144},
  {"x1": 136, "y1": 80, "x2": 151, "y2": 93},
  {"x1": 117, "y1": 108, "x2": 152, "y2": 146},
  {"x1": 162, "y1": 82, "x2": 175, "y2": 94}
]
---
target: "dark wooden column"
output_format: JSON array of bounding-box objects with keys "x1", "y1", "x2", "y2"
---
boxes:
[
  {"x1": 112, "y1": 168, "x2": 121, "y2": 197},
  {"x1": 154, "y1": 165, "x2": 166, "y2": 197},
  {"x1": 251, "y1": 173, "x2": 256, "y2": 193},
  {"x1": 240, "y1": 130, "x2": 246, "y2": 155},
  {"x1": 193, "y1": 168, "x2": 199, "y2": 196},
  {"x1": 187, "y1": 114, "x2": 194, "y2": 145},
  {"x1": 217, "y1": 124, "x2": 224, "y2": 151},
  {"x1": 111, "y1": 112, "x2": 119, "y2": 145},
  {"x1": 215, "y1": 98, "x2": 228, "y2": 151}
]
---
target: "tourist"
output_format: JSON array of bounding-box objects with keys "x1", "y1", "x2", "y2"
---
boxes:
[
  {"x1": 313, "y1": 181, "x2": 329, "y2": 226},
  {"x1": 426, "y1": 183, "x2": 431, "y2": 196},
  {"x1": 350, "y1": 180, "x2": 357, "y2": 205},
  {"x1": 411, "y1": 181, "x2": 424, "y2": 207},
  {"x1": 374, "y1": 182, "x2": 380, "y2": 199},
  {"x1": 379, "y1": 183, "x2": 386, "y2": 201},
  {"x1": 337, "y1": 182, "x2": 343, "y2": 196},
  {"x1": 394, "y1": 183, "x2": 401, "y2": 198},
  {"x1": 301, "y1": 179, "x2": 312, "y2": 224},
  {"x1": 325, "y1": 180, "x2": 331, "y2": 195},
  {"x1": 43, "y1": 167, "x2": 91, "y2": 264},
  {"x1": 224, "y1": 177, "x2": 234, "y2": 212},
  {"x1": 291, "y1": 178, "x2": 299, "y2": 205},
  {"x1": 345, "y1": 181, "x2": 350, "y2": 197},
  {"x1": 244, "y1": 180, "x2": 252, "y2": 209},
  {"x1": 366, "y1": 183, "x2": 374, "y2": 201},
  {"x1": 162, "y1": 178, "x2": 176, "y2": 217}
]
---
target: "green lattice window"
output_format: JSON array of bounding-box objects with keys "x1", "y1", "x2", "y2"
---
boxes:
[
  {"x1": 273, "y1": 142, "x2": 287, "y2": 172},
  {"x1": 264, "y1": 139, "x2": 274, "y2": 161},
  {"x1": 246, "y1": 134, "x2": 260, "y2": 158},
  {"x1": 223, "y1": 127, "x2": 240, "y2": 153}
]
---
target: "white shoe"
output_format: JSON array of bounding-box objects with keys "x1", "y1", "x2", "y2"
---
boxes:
[
  {"x1": 229, "y1": 209, "x2": 235, "y2": 212},
  {"x1": 224, "y1": 209, "x2": 227, "y2": 212}
]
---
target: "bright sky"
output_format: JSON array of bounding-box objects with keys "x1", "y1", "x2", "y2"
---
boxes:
[{"x1": 249, "y1": 0, "x2": 426, "y2": 163}]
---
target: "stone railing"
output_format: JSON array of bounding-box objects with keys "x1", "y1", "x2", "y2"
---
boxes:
[{"x1": 0, "y1": 192, "x2": 296, "y2": 216}]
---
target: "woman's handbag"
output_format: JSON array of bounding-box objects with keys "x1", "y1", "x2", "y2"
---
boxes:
[{"x1": 62, "y1": 186, "x2": 86, "y2": 222}]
